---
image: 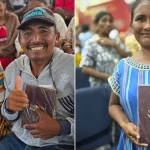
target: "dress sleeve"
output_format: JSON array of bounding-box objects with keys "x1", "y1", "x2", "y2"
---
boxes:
[{"x1": 108, "y1": 60, "x2": 123, "y2": 96}]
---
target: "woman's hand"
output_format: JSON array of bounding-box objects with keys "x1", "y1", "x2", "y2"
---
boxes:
[
  {"x1": 98, "y1": 37, "x2": 116, "y2": 47},
  {"x1": 123, "y1": 122, "x2": 148, "y2": 147}
]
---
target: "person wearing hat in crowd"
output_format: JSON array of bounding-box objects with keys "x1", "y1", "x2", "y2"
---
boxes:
[{"x1": 0, "y1": 7, "x2": 74, "y2": 150}]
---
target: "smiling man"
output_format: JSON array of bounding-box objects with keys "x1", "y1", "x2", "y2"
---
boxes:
[{"x1": 0, "y1": 7, "x2": 74, "y2": 150}]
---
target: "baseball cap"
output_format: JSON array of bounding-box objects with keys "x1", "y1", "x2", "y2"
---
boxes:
[{"x1": 18, "y1": 7, "x2": 56, "y2": 30}]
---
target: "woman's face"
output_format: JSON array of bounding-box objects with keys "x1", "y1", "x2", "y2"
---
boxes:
[
  {"x1": 132, "y1": 2, "x2": 150, "y2": 49},
  {"x1": 0, "y1": 1, "x2": 6, "y2": 18},
  {"x1": 97, "y1": 15, "x2": 114, "y2": 36}
]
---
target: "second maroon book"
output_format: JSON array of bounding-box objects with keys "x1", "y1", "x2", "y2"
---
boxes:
[{"x1": 138, "y1": 85, "x2": 150, "y2": 144}]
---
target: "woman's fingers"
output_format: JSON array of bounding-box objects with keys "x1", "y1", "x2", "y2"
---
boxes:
[
  {"x1": 124, "y1": 122, "x2": 148, "y2": 146},
  {"x1": 128, "y1": 130, "x2": 148, "y2": 147}
]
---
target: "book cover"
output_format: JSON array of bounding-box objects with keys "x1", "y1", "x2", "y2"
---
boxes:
[
  {"x1": 138, "y1": 85, "x2": 150, "y2": 144},
  {"x1": 20, "y1": 84, "x2": 56, "y2": 127}
]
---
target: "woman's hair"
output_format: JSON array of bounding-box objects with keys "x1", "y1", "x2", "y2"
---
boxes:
[
  {"x1": 93, "y1": 11, "x2": 113, "y2": 24},
  {"x1": 131, "y1": 0, "x2": 150, "y2": 24}
]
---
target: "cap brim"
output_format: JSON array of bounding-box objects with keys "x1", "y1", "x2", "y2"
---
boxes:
[{"x1": 17, "y1": 18, "x2": 55, "y2": 30}]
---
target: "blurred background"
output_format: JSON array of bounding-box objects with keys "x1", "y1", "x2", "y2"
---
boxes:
[{"x1": 76, "y1": 0, "x2": 134, "y2": 32}]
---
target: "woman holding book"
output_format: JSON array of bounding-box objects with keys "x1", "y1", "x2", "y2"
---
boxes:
[{"x1": 108, "y1": 0, "x2": 150, "y2": 149}]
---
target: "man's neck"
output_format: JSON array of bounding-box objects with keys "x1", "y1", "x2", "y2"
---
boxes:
[{"x1": 30, "y1": 58, "x2": 52, "y2": 78}]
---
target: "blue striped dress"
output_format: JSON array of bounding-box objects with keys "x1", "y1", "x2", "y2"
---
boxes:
[{"x1": 108, "y1": 57, "x2": 150, "y2": 150}]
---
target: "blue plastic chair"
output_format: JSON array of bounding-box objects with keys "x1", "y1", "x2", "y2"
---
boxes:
[
  {"x1": 76, "y1": 84, "x2": 112, "y2": 150},
  {"x1": 76, "y1": 67, "x2": 90, "y2": 89}
]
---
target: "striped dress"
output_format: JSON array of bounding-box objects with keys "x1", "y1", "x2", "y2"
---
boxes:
[{"x1": 108, "y1": 57, "x2": 150, "y2": 150}]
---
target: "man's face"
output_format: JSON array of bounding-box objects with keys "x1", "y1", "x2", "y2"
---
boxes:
[
  {"x1": 19, "y1": 21, "x2": 59, "y2": 62},
  {"x1": 27, "y1": 1, "x2": 47, "y2": 11}
]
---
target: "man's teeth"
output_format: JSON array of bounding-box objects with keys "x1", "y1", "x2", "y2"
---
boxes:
[{"x1": 31, "y1": 47, "x2": 44, "y2": 51}]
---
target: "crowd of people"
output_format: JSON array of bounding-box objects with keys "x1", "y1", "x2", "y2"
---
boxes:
[{"x1": 0, "y1": 0, "x2": 74, "y2": 149}]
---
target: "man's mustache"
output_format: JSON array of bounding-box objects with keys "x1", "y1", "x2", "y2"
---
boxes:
[{"x1": 26, "y1": 42, "x2": 48, "y2": 49}]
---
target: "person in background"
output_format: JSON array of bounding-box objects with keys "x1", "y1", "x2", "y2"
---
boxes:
[
  {"x1": 75, "y1": 25, "x2": 82, "y2": 67},
  {"x1": 0, "y1": 0, "x2": 20, "y2": 70},
  {"x1": 108, "y1": 0, "x2": 150, "y2": 149},
  {"x1": 80, "y1": 11, "x2": 130, "y2": 87},
  {"x1": 0, "y1": 7, "x2": 74, "y2": 150},
  {"x1": 63, "y1": 17, "x2": 75, "y2": 54},
  {"x1": 12, "y1": 0, "x2": 26, "y2": 11},
  {"x1": 79, "y1": 24, "x2": 93, "y2": 54},
  {"x1": 54, "y1": 0, "x2": 74, "y2": 26},
  {"x1": 5, "y1": 0, "x2": 14, "y2": 12},
  {"x1": 55, "y1": 7, "x2": 65, "y2": 20},
  {"x1": 125, "y1": 34, "x2": 141, "y2": 55},
  {"x1": 0, "y1": 63, "x2": 11, "y2": 141},
  {"x1": 47, "y1": 0, "x2": 55, "y2": 10},
  {"x1": 75, "y1": 25, "x2": 82, "y2": 51}
]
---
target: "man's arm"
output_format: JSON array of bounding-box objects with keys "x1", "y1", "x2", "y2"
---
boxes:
[
  {"x1": 24, "y1": 108, "x2": 74, "y2": 139},
  {"x1": 1, "y1": 99, "x2": 19, "y2": 121}
]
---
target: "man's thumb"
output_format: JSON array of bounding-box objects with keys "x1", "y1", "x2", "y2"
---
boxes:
[
  {"x1": 35, "y1": 107, "x2": 45, "y2": 118},
  {"x1": 15, "y1": 75, "x2": 21, "y2": 90}
]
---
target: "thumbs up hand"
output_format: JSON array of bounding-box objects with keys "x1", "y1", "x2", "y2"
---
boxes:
[{"x1": 6, "y1": 76, "x2": 29, "y2": 112}]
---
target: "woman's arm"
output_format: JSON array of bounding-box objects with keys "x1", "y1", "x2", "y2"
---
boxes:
[
  {"x1": 114, "y1": 44, "x2": 131, "y2": 58},
  {"x1": 109, "y1": 92, "x2": 130, "y2": 128},
  {"x1": 109, "y1": 92, "x2": 148, "y2": 147},
  {"x1": 82, "y1": 66, "x2": 110, "y2": 81},
  {"x1": 98, "y1": 38, "x2": 131, "y2": 58}
]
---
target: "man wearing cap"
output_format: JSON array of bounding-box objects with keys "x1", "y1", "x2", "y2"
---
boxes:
[
  {"x1": 0, "y1": 7, "x2": 74, "y2": 150},
  {"x1": 27, "y1": 0, "x2": 68, "y2": 47},
  {"x1": 15, "y1": 0, "x2": 68, "y2": 53}
]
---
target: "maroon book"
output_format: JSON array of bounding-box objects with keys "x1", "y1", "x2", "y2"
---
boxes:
[
  {"x1": 138, "y1": 85, "x2": 150, "y2": 144},
  {"x1": 20, "y1": 84, "x2": 56, "y2": 127}
]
